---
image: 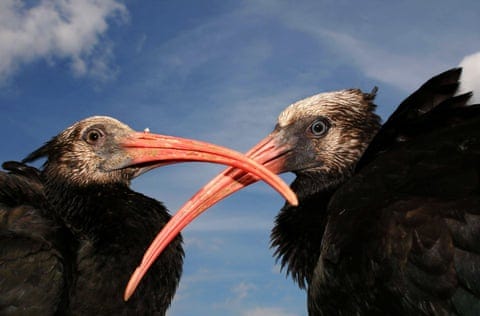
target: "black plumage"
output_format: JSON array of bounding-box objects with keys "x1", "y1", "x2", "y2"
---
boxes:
[
  {"x1": 161, "y1": 68, "x2": 480, "y2": 315},
  {"x1": 0, "y1": 117, "x2": 184, "y2": 315},
  {"x1": 270, "y1": 68, "x2": 480, "y2": 315},
  {"x1": 312, "y1": 73, "x2": 479, "y2": 315}
]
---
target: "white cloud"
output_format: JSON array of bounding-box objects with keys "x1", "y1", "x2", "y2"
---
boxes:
[
  {"x1": 230, "y1": 281, "x2": 257, "y2": 303},
  {"x1": 242, "y1": 307, "x2": 298, "y2": 316},
  {"x1": 458, "y1": 52, "x2": 480, "y2": 104},
  {"x1": 184, "y1": 236, "x2": 225, "y2": 252},
  {"x1": 0, "y1": 0, "x2": 127, "y2": 82}
]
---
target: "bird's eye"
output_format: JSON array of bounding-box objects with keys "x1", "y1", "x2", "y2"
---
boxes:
[
  {"x1": 309, "y1": 118, "x2": 330, "y2": 137},
  {"x1": 84, "y1": 128, "x2": 104, "y2": 145}
]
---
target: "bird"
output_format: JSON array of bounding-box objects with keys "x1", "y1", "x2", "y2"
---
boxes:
[
  {"x1": 0, "y1": 115, "x2": 295, "y2": 315},
  {"x1": 129, "y1": 68, "x2": 480, "y2": 315}
]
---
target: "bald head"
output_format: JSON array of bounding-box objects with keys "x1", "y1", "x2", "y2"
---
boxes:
[
  {"x1": 262, "y1": 88, "x2": 381, "y2": 190},
  {"x1": 278, "y1": 89, "x2": 378, "y2": 128},
  {"x1": 23, "y1": 116, "x2": 141, "y2": 186}
]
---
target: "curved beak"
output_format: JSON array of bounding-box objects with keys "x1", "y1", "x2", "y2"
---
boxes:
[
  {"x1": 116, "y1": 132, "x2": 295, "y2": 206},
  {"x1": 124, "y1": 130, "x2": 295, "y2": 301}
]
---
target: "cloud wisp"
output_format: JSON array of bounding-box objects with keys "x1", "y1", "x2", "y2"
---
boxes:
[
  {"x1": 458, "y1": 52, "x2": 480, "y2": 104},
  {"x1": 242, "y1": 307, "x2": 299, "y2": 316},
  {"x1": 0, "y1": 0, "x2": 127, "y2": 82},
  {"x1": 242, "y1": 0, "x2": 480, "y2": 94}
]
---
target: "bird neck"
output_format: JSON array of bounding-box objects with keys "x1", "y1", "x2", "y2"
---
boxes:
[
  {"x1": 44, "y1": 178, "x2": 126, "y2": 236},
  {"x1": 271, "y1": 175, "x2": 338, "y2": 289},
  {"x1": 41, "y1": 171, "x2": 163, "y2": 246},
  {"x1": 293, "y1": 166, "x2": 354, "y2": 199}
]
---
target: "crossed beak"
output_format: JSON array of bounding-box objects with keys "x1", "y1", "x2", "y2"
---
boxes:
[{"x1": 124, "y1": 130, "x2": 295, "y2": 300}]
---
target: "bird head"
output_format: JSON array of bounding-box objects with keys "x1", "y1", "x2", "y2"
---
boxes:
[
  {"x1": 24, "y1": 116, "x2": 141, "y2": 186},
  {"x1": 260, "y1": 88, "x2": 381, "y2": 186},
  {"x1": 21, "y1": 116, "x2": 297, "y2": 206}
]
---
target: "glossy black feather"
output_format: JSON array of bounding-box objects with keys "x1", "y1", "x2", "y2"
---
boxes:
[{"x1": 271, "y1": 68, "x2": 480, "y2": 315}]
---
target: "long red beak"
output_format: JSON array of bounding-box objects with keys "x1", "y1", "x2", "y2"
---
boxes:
[
  {"x1": 119, "y1": 133, "x2": 295, "y2": 204},
  {"x1": 124, "y1": 132, "x2": 293, "y2": 300}
]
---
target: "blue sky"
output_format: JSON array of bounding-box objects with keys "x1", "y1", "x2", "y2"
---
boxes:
[{"x1": 1, "y1": 1, "x2": 480, "y2": 315}]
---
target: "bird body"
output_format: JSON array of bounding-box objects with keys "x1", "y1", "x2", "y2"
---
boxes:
[
  {"x1": 0, "y1": 117, "x2": 184, "y2": 315},
  {"x1": 272, "y1": 68, "x2": 480, "y2": 315},
  {"x1": 149, "y1": 68, "x2": 480, "y2": 315}
]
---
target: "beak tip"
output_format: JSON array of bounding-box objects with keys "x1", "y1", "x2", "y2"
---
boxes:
[
  {"x1": 287, "y1": 192, "x2": 298, "y2": 206},
  {"x1": 123, "y1": 287, "x2": 133, "y2": 301},
  {"x1": 124, "y1": 268, "x2": 141, "y2": 301}
]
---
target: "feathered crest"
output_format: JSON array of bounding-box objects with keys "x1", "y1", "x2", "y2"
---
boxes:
[{"x1": 364, "y1": 86, "x2": 378, "y2": 102}]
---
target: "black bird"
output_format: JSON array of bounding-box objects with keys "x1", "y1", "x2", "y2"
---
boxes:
[
  {"x1": 0, "y1": 116, "x2": 295, "y2": 315},
  {"x1": 132, "y1": 68, "x2": 480, "y2": 315}
]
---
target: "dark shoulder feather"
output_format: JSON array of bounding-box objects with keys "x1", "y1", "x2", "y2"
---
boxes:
[
  {"x1": 0, "y1": 161, "x2": 44, "y2": 207},
  {"x1": 357, "y1": 68, "x2": 469, "y2": 168}
]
